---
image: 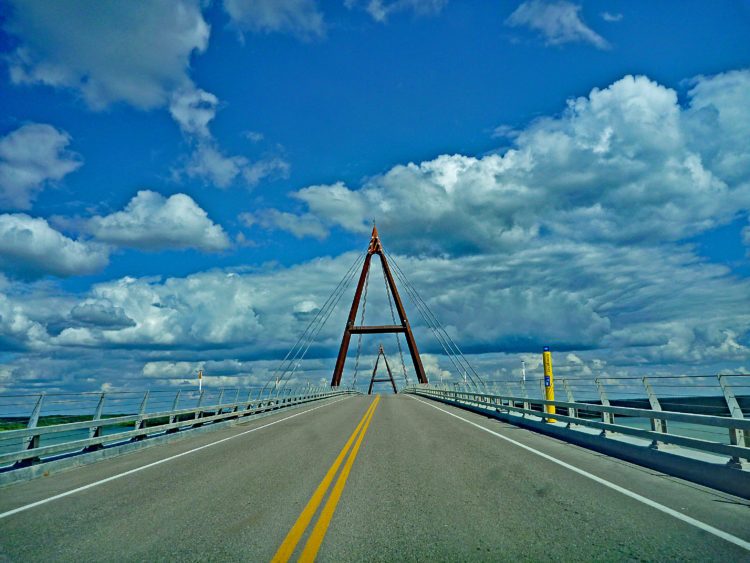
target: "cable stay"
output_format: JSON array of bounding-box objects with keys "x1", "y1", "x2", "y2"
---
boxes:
[
  {"x1": 264, "y1": 226, "x2": 477, "y2": 395},
  {"x1": 385, "y1": 250, "x2": 485, "y2": 388},
  {"x1": 352, "y1": 251, "x2": 410, "y2": 390},
  {"x1": 262, "y1": 250, "x2": 366, "y2": 396},
  {"x1": 330, "y1": 226, "x2": 428, "y2": 387}
]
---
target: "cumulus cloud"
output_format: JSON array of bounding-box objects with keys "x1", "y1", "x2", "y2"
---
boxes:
[
  {"x1": 505, "y1": 1, "x2": 610, "y2": 49},
  {"x1": 0, "y1": 123, "x2": 82, "y2": 209},
  {"x1": 0, "y1": 214, "x2": 109, "y2": 280},
  {"x1": 345, "y1": 0, "x2": 448, "y2": 22},
  {"x1": 169, "y1": 86, "x2": 219, "y2": 138},
  {"x1": 241, "y1": 209, "x2": 328, "y2": 240},
  {"x1": 70, "y1": 301, "x2": 136, "y2": 329},
  {"x1": 4, "y1": 1, "x2": 293, "y2": 192},
  {"x1": 224, "y1": 0, "x2": 326, "y2": 39},
  {"x1": 87, "y1": 190, "x2": 230, "y2": 252},
  {"x1": 683, "y1": 69, "x2": 750, "y2": 184},
  {"x1": 2, "y1": 231, "x2": 748, "y2": 392},
  {"x1": 184, "y1": 144, "x2": 290, "y2": 189},
  {"x1": 4, "y1": 0, "x2": 209, "y2": 110},
  {"x1": 169, "y1": 83, "x2": 289, "y2": 190},
  {"x1": 0, "y1": 279, "x2": 50, "y2": 351},
  {"x1": 266, "y1": 70, "x2": 750, "y2": 256},
  {"x1": 601, "y1": 11, "x2": 622, "y2": 22}
]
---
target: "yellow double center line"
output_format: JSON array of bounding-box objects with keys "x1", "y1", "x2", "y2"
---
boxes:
[{"x1": 272, "y1": 395, "x2": 380, "y2": 563}]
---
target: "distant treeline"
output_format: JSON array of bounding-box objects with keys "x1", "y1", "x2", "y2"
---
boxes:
[{"x1": 0, "y1": 414, "x2": 131, "y2": 431}]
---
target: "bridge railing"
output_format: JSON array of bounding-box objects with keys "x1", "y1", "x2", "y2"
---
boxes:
[
  {"x1": 404, "y1": 385, "x2": 750, "y2": 468},
  {"x1": 0, "y1": 387, "x2": 355, "y2": 470}
]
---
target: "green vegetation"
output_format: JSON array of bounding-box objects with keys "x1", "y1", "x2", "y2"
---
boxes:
[{"x1": 0, "y1": 414, "x2": 134, "y2": 431}]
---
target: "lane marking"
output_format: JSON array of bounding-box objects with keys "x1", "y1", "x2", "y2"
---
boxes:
[
  {"x1": 272, "y1": 397, "x2": 378, "y2": 563},
  {"x1": 409, "y1": 395, "x2": 750, "y2": 552},
  {"x1": 0, "y1": 397, "x2": 350, "y2": 521},
  {"x1": 299, "y1": 394, "x2": 380, "y2": 562}
]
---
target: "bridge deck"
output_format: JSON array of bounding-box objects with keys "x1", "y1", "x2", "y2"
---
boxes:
[{"x1": 1, "y1": 394, "x2": 748, "y2": 561}]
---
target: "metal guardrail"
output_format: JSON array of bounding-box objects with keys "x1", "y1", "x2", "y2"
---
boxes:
[
  {"x1": 404, "y1": 385, "x2": 750, "y2": 468},
  {"x1": 1, "y1": 387, "x2": 357, "y2": 469}
]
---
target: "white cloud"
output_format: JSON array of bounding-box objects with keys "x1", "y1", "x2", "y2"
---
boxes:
[
  {"x1": 0, "y1": 123, "x2": 82, "y2": 210},
  {"x1": 169, "y1": 82, "x2": 290, "y2": 190},
  {"x1": 185, "y1": 143, "x2": 290, "y2": 189},
  {"x1": 2, "y1": 231, "x2": 748, "y2": 392},
  {"x1": 505, "y1": 1, "x2": 610, "y2": 49},
  {"x1": 70, "y1": 301, "x2": 136, "y2": 329},
  {"x1": 142, "y1": 361, "x2": 201, "y2": 380},
  {"x1": 601, "y1": 12, "x2": 622, "y2": 22},
  {"x1": 684, "y1": 69, "x2": 750, "y2": 185},
  {"x1": 0, "y1": 294, "x2": 48, "y2": 352},
  {"x1": 4, "y1": 0, "x2": 209, "y2": 110},
  {"x1": 169, "y1": 86, "x2": 219, "y2": 138},
  {"x1": 0, "y1": 214, "x2": 109, "y2": 279},
  {"x1": 244, "y1": 131, "x2": 265, "y2": 143},
  {"x1": 87, "y1": 190, "x2": 230, "y2": 252},
  {"x1": 242, "y1": 209, "x2": 328, "y2": 240},
  {"x1": 224, "y1": 0, "x2": 325, "y2": 38},
  {"x1": 4, "y1": 1, "x2": 294, "y2": 193},
  {"x1": 243, "y1": 156, "x2": 292, "y2": 186},
  {"x1": 270, "y1": 71, "x2": 750, "y2": 256},
  {"x1": 345, "y1": 0, "x2": 448, "y2": 22}
]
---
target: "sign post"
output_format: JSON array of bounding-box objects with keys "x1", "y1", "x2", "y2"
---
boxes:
[{"x1": 542, "y1": 347, "x2": 556, "y2": 422}]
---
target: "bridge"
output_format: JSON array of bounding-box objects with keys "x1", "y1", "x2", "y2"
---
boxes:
[{"x1": 1, "y1": 228, "x2": 749, "y2": 561}]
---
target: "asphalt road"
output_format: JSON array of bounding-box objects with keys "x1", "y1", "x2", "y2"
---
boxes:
[{"x1": 1, "y1": 393, "x2": 748, "y2": 562}]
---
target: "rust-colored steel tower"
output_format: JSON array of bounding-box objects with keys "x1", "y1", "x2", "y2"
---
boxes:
[
  {"x1": 330, "y1": 226, "x2": 428, "y2": 387},
  {"x1": 368, "y1": 344, "x2": 397, "y2": 395}
]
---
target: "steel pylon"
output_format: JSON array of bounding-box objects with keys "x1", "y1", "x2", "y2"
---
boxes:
[
  {"x1": 368, "y1": 344, "x2": 398, "y2": 394},
  {"x1": 330, "y1": 226, "x2": 428, "y2": 387}
]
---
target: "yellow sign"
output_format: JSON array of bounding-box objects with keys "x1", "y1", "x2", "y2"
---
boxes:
[{"x1": 542, "y1": 347, "x2": 556, "y2": 422}]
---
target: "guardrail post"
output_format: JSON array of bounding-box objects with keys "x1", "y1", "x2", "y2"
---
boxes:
[
  {"x1": 594, "y1": 378, "x2": 613, "y2": 436},
  {"x1": 560, "y1": 378, "x2": 577, "y2": 427},
  {"x1": 216, "y1": 389, "x2": 225, "y2": 415},
  {"x1": 232, "y1": 389, "x2": 240, "y2": 412},
  {"x1": 14, "y1": 393, "x2": 45, "y2": 467},
  {"x1": 166, "y1": 390, "x2": 182, "y2": 433},
  {"x1": 84, "y1": 392, "x2": 107, "y2": 451},
  {"x1": 520, "y1": 379, "x2": 530, "y2": 417},
  {"x1": 642, "y1": 376, "x2": 667, "y2": 449},
  {"x1": 132, "y1": 391, "x2": 149, "y2": 441},
  {"x1": 718, "y1": 375, "x2": 749, "y2": 469},
  {"x1": 194, "y1": 389, "x2": 205, "y2": 425}
]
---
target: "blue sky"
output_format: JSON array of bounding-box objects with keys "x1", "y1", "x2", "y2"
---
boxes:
[{"x1": 0, "y1": 0, "x2": 749, "y2": 393}]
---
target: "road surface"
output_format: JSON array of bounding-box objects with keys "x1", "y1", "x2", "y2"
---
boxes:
[{"x1": 1, "y1": 394, "x2": 748, "y2": 561}]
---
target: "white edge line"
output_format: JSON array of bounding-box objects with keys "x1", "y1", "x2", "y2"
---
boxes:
[
  {"x1": 0, "y1": 396, "x2": 350, "y2": 520},
  {"x1": 408, "y1": 394, "x2": 750, "y2": 552}
]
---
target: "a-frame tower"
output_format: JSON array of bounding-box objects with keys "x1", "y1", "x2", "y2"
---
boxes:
[
  {"x1": 331, "y1": 226, "x2": 428, "y2": 387},
  {"x1": 368, "y1": 344, "x2": 398, "y2": 395}
]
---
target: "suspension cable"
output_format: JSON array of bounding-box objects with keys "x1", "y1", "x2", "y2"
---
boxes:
[
  {"x1": 264, "y1": 250, "x2": 365, "y2": 395},
  {"x1": 385, "y1": 253, "x2": 475, "y2": 384},
  {"x1": 386, "y1": 250, "x2": 484, "y2": 386},
  {"x1": 277, "y1": 253, "x2": 364, "y2": 391}
]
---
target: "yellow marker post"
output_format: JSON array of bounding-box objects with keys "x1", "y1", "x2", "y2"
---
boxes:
[{"x1": 542, "y1": 346, "x2": 556, "y2": 423}]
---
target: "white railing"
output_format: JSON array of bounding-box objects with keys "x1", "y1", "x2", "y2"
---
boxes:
[
  {"x1": 0, "y1": 387, "x2": 357, "y2": 469},
  {"x1": 404, "y1": 385, "x2": 750, "y2": 468}
]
